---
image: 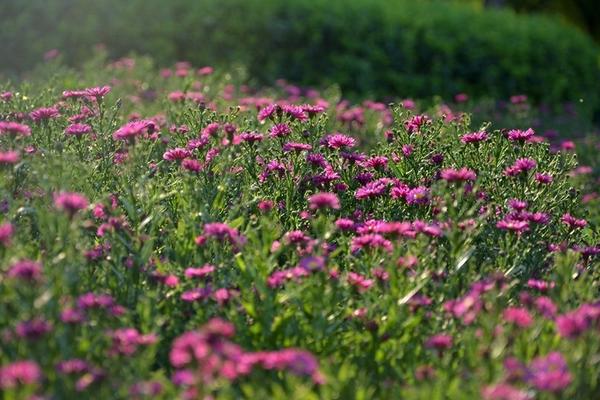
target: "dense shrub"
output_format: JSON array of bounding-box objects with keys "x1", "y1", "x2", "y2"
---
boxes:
[{"x1": 1, "y1": 0, "x2": 599, "y2": 110}]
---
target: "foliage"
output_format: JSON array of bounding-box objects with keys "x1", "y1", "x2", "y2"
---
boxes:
[
  {"x1": 1, "y1": 0, "x2": 599, "y2": 113},
  {"x1": 0, "y1": 57, "x2": 598, "y2": 399}
]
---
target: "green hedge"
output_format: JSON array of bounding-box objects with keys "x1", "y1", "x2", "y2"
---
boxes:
[{"x1": 1, "y1": 0, "x2": 599, "y2": 109}]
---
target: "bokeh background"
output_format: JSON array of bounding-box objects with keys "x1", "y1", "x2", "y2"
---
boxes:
[{"x1": 1, "y1": 0, "x2": 599, "y2": 118}]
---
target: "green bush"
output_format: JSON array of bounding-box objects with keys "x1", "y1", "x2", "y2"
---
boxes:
[{"x1": 1, "y1": 0, "x2": 599, "y2": 109}]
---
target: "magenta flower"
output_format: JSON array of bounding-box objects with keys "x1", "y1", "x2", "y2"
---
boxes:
[
  {"x1": 54, "y1": 191, "x2": 89, "y2": 215},
  {"x1": 185, "y1": 264, "x2": 215, "y2": 279},
  {"x1": 108, "y1": 328, "x2": 157, "y2": 356},
  {"x1": 113, "y1": 120, "x2": 157, "y2": 141},
  {"x1": 182, "y1": 158, "x2": 202, "y2": 173},
  {"x1": 0, "y1": 222, "x2": 13, "y2": 246},
  {"x1": 351, "y1": 234, "x2": 393, "y2": 253},
  {"x1": 62, "y1": 89, "x2": 87, "y2": 99},
  {"x1": 0, "y1": 151, "x2": 20, "y2": 165},
  {"x1": 555, "y1": 303, "x2": 600, "y2": 339},
  {"x1": 507, "y1": 128, "x2": 535, "y2": 142},
  {"x1": 405, "y1": 186, "x2": 430, "y2": 205},
  {"x1": 425, "y1": 334, "x2": 453, "y2": 352},
  {"x1": 283, "y1": 142, "x2": 312, "y2": 152},
  {"x1": 535, "y1": 297, "x2": 557, "y2": 318},
  {"x1": 30, "y1": 106, "x2": 60, "y2": 122},
  {"x1": 0, "y1": 121, "x2": 31, "y2": 136},
  {"x1": 503, "y1": 307, "x2": 533, "y2": 328},
  {"x1": 258, "y1": 104, "x2": 280, "y2": 121},
  {"x1": 239, "y1": 132, "x2": 264, "y2": 143},
  {"x1": 496, "y1": 218, "x2": 529, "y2": 234},
  {"x1": 7, "y1": 259, "x2": 42, "y2": 282},
  {"x1": 347, "y1": 272, "x2": 374, "y2": 292},
  {"x1": 84, "y1": 86, "x2": 111, "y2": 99},
  {"x1": 361, "y1": 156, "x2": 388, "y2": 170},
  {"x1": 481, "y1": 384, "x2": 531, "y2": 400},
  {"x1": 202, "y1": 222, "x2": 246, "y2": 248},
  {"x1": 163, "y1": 147, "x2": 191, "y2": 161},
  {"x1": 15, "y1": 318, "x2": 52, "y2": 340},
  {"x1": 308, "y1": 192, "x2": 340, "y2": 210},
  {"x1": 526, "y1": 352, "x2": 572, "y2": 393},
  {"x1": 507, "y1": 199, "x2": 528, "y2": 211},
  {"x1": 0, "y1": 91, "x2": 12, "y2": 102},
  {"x1": 0, "y1": 360, "x2": 42, "y2": 389},
  {"x1": 461, "y1": 131, "x2": 488, "y2": 144},
  {"x1": 270, "y1": 123, "x2": 291, "y2": 138},
  {"x1": 355, "y1": 178, "x2": 393, "y2": 200},
  {"x1": 505, "y1": 158, "x2": 536, "y2": 176},
  {"x1": 405, "y1": 114, "x2": 430, "y2": 134},
  {"x1": 535, "y1": 173, "x2": 553, "y2": 184},
  {"x1": 281, "y1": 105, "x2": 308, "y2": 121},
  {"x1": 325, "y1": 133, "x2": 356, "y2": 149},
  {"x1": 65, "y1": 123, "x2": 92, "y2": 136},
  {"x1": 440, "y1": 167, "x2": 477, "y2": 182},
  {"x1": 560, "y1": 213, "x2": 587, "y2": 229}
]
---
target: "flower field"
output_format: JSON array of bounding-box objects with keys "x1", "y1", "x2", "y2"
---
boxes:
[{"x1": 0, "y1": 57, "x2": 599, "y2": 399}]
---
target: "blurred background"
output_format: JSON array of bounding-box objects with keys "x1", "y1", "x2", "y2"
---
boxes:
[{"x1": 1, "y1": 0, "x2": 599, "y2": 118}]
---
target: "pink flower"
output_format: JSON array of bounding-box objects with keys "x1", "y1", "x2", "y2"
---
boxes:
[
  {"x1": 182, "y1": 158, "x2": 202, "y2": 172},
  {"x1": 361, "y1": 156, "x2": 388, "y2": 170},
  {"x1": 16, "y1": 318, "x2": 52, "y2": 340},
  {"x1": 496, "y1": 218, "x2": 529, "y2": 234},
  {"x1": 168, "y1": 91, "x2": 186, "y2": 102},
  {"x1": 405, "y1": 186, "x2": 430, "y2": 205},
  {"x1": 555, "y1": 303, "x2": 600, "y2": 339},
  {"x1": 163, "y1": 148, "x2": 191, "y2": 161},
  {"x1": 504, "y1": 158, "x2": 536, "y2": 176},
  {"x1": 440, "y1": 167, "x2": 477, "y2": 182},
  {"x1": 0, "y1": 360, "x2": 42, "y2": 388},
  {"x1": 185, "y1": 264, "x2": 215, "y2": 279},
  {"x1": 503, "y1": 307, "x2": 533, "y2": 328},
  {"x1": 455, "y1": 93, "x2": 469, "y2": 103},
  {"x1": 30, "y1": 106, "x2": 60, "y2": 122},
  {"x1": 0, "y1": 222, "x2": 13, "y2": 246},
  {"x1": 84, "y1": 86, "x2": 111, "y2": 99},
  {"x1": 325, "y1": 133, "x2": 356, "y2": 149},
  {"x1": 54, "y1": 192, "x2": 89, "y2": 215},
  {"x1": 461, "y1": 131, "x2": 488, "y2": 144},
  {"x1": 425, "y1": 334, "x2": 453, "y2": 351},
  {"x1": 308, "y1": 192, "x2": 340, "y2": 210},
  {"x1": 239, "y1": 132, "x2": 264, "y2": 143},
  {"x1": 402, "y1": 144, "x2": 414, "y2": 157},
  {"x1": 282, "y1": 142, "x2": 312, "y2": 152},
  {"x1": 258, "y1": 104, "x2": 279, "y2": 121},
  {"x1": 507, "y1": 128, "x2": 535, "y2": 142},
  {"x1": 7, "y1": 259, "x2": 42, "y2": 282},
  {"x1": 405, "y1": 114, "x2": 430, "y2": 134},
  {"x1": 270, "y1": 123, "x2": 291, "y2": 138},
  {"x1": 65, "y1": 123, "x2": 92, "y2": 136},
  {"x1": 526, "y1": 352, "x2": 572, "y2": 393},
  {"x1": 351, "y1": 234, "x2": 393, "y2": 253},
  {"x1": 108, "y1": 328, "x2": 157, "y2": 356},
  {"x1": 203, "y1": 222, "x2": 246, "y2": 248},
  {"x1": 535, "y1": 173, "x2": 553, "y2": 184},
  {"x1": 281, "y1": 105, "x2": 308, "y2": 121},
  {"x1": 113, "y1": 120, "x2": 157, "y2": 141},
  {"x1": 0, "y1": 121, "x2": 31, "y2": 136},
  {"x1": 560, "y1": 213, "x2": 587, "y2": 229},
  {"x1": 347, "y1": 272, "x2": 374, "y2": 292},
  {"x1": 198, "y1": 66, "x2": 214, "y2": 75},
  {"x1": 0, "y1": 151, "x2": 20, "y2": 165},
  {"x1": 482, "y1": 383, "x2": 531, "y2": 400}
]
